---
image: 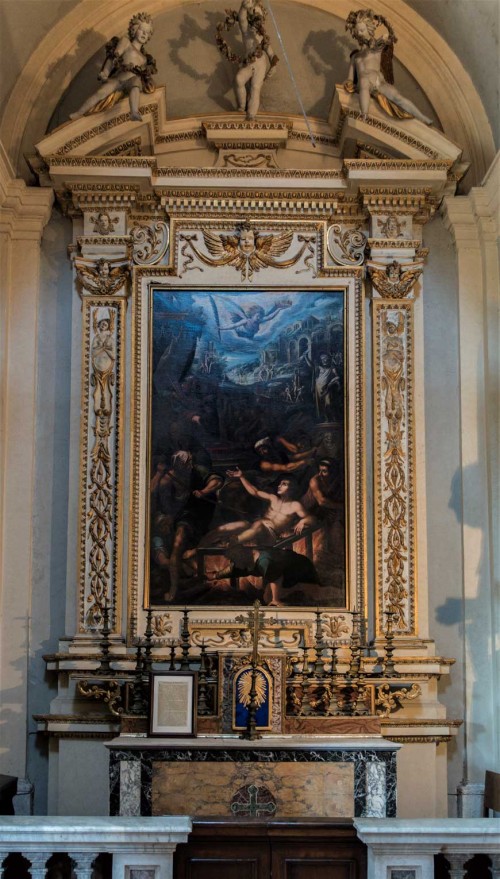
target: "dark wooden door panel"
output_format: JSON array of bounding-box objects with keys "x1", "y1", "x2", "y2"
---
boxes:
[
  {"x1": 274, "y1": 859, "x2": 356, "y2": 879},
  {"x1": 174, "y1": 819, "x2": 367, "y2": 879},
  {"x1": 182, "y1": 859, "x2": 262, "y2": 879}
]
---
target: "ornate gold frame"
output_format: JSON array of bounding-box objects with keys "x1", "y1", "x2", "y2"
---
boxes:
[{"x1": 127, "y1": 223, "x2": 366, "y2": 643}]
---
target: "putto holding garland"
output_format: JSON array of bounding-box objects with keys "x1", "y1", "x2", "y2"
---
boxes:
[
  {"x1": 216, "y1": 0, "x2": 279, "y2": 120},
  {"x1": 344, "y1": 8, "x2": 433, "y2": 124},
  {"x1": 70, "y1": 12, "x2": 157, "y2": 121}
]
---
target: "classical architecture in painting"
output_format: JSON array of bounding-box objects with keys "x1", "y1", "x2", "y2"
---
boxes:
[{"x1": 0, "y1": 0, "x2": 498, "y2": 874}]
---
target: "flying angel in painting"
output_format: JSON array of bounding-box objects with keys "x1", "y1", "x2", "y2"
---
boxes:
[{"x1": 216, "y1": 296, "x2": 292, "y2": 339}]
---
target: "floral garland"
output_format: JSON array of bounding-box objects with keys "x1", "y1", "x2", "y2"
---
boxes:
[
  {"x1": 345, "y1": 9, "x2": 397, "y2": 48},
  {"x1": 216, "y1": 7, "x2": 273, "y2": 66}
]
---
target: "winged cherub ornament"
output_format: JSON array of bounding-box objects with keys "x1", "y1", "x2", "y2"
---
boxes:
[
  {"x1": 180, "y1": 223, "x2": 314, "y2": 281},
  {"x1": 345, "y1": 9, "x2": 432, "y2": 124},
  {"x1": 75, "y1": 258, "x2": 130, "y2": 297},
  {"x1": 367, "y1": 259, "x2": 423, "y2": 299}
]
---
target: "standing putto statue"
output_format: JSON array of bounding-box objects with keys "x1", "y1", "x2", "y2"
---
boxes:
[
  {"x1": 216, "y1": 0, "x2": 279, "y2": 120},
  {"x1": 69, "y1": 12, "x2": 157, "y2": 121},
  {"x1": 344, "y1": 8, "x2": 433, "y2": 125}
]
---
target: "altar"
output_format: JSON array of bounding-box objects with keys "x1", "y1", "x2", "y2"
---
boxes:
[{"x1": 107, "y1": 736, "x2": 399, "y2": 819}]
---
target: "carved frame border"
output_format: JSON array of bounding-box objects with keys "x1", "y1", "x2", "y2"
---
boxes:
[{"x1": 127, "y1": 221, "x2": 366, "y2": 644}]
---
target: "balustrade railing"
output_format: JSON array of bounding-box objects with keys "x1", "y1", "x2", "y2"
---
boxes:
[
  {"x1": 354, "y1": 818, "x2": 500, "y2": 879},
  {"x1": 0, "y1": 816, "x2": 191, "y2": 879}
]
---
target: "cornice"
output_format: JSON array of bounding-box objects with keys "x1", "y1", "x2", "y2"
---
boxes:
[{"x1": 0, "y1": 141, "x2": 53, "y2": 238}]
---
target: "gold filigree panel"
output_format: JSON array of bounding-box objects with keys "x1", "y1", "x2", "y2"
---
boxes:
[
  {"x1": 373, "y1": 301, "x2": 416, "y2": 636},
  {"x1": 78, "y1": 297, "x2": 125, "y2": 632}
]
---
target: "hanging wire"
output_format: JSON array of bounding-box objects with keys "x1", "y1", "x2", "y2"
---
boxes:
[{"x1": 266, "y1": 0, "x2": 317, "y2": 148}]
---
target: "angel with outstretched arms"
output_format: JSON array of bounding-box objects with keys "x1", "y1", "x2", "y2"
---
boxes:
[
  {"x1": 69, "y1": 12, "x2": 157, "y2": 121},
  {"x1": 218, "y1": 297, "x2": 292, "y2": 339},
  {"x1": 344, "y1": 9, "x2": 432, "y2": 124}
]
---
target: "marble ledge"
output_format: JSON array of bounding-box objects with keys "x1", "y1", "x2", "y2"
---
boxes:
[
  {"x1": 0, "y1": 816, "x2": 192, "y2": 853},
  {"x1": 106, "y1": 735, "x2": 400, "y2": 752},
  {"x1": 354, "y1": 818, "x2": 500, "y2": 853}
]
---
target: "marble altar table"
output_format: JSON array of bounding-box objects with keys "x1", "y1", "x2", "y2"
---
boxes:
[{"x1": 107, "y1": 736, "x2": 399, "y2": 820}]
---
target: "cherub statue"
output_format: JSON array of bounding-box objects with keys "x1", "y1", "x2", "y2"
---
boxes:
[
  {"x1": 69, "y1": 12, "x2": 157, "y2": 121},
  {"x1": 216, "y1": 0, "x2": 279, "y2": 120},
  {"x1": 344, "y1": 9, "x2": 432, "y2": 125}
]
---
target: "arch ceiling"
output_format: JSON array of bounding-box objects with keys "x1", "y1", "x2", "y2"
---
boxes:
[{"x1": 1, "y1": 0, "x2": 495, "y2": 187}]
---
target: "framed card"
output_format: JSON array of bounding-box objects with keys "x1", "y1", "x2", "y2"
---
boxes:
[{"x1": 149, "y1": 671, "x2": 197, "y2": 737}]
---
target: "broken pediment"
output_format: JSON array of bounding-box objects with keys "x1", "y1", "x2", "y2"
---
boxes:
[{"x1": 31, "y1": 86, "x2": 466, "y2": 202}]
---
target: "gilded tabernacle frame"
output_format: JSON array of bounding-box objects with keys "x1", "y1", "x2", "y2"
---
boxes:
[{"x1": 128, "y1": 274, "x2": 366, "y2": 641}]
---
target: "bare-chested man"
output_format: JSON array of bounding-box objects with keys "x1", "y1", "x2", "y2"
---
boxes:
[{"x1": 206, "y1": 468, "x2": 314, "y2": 546}]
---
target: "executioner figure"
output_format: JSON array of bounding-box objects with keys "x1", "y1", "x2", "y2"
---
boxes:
[
  {"x1": 70, "y1": 12, "x2": 157, "y2": 121},
  {"x1": 344, "y1": 9, "x2": 432, "y2": 125},
  {"x1": 216, "y1": 0, "x2": 279, "y2": 120}
]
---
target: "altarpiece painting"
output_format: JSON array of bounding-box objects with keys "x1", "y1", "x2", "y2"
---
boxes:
[{"x1": 148, "y1": 288, "x2": 346, "y2": 608}]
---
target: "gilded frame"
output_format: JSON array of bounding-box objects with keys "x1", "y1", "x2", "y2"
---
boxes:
[{"x1": 128, "y1": 264, "x2": 365, "y2": 643}]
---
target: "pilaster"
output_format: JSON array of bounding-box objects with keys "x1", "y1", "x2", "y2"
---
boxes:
[
  {"x1": 362, "y1": 189, "x2": 431, "y2": 641},
  {"x1": 69, "y1": 190, "x2": 134, "y2": 638},
  {"x1": 0, "y1": 143, "x2": 53, "y2": 783},
  {"x1": 441, "y1": 153, "x2": 499, "y2": 792}
]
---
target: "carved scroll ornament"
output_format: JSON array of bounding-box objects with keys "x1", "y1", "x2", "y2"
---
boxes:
[
  {"x1": 131, "y1": 220, "x2": 169, "y2": 265},
  {"x1": 327, "y1": 224, "x2": 367, "y2": 266}
]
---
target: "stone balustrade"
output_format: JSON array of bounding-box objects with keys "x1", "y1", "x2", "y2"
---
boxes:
[
  {"x1": 0, "y1": 816, "x2": 192, "y2": 879},
  {"x1": 354, "y1": 818, "x2": 500, "y2": 879}
]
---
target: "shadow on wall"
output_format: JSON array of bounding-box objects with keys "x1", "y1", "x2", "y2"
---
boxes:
[
  {"x1": 302, "y1": 29, "x2": 347, "y2": 118},
  {"x1": 168, "y1": 12, "x2": 237, "y2": 112},
  {"x1": 436, "y1": 463, "x2": 493, "y2": 770}
]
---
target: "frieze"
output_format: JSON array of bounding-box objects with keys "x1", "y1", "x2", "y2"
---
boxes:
[
  {"x1": 155, "y1": 167, "x2": 343, "y2": 179},
  {"x1": 77, "y1": 237, "x2": 132, "y2": 248},
  {"x1": 103, "y1": 138, "x2": 143, "y2": 157},
  {"x1": 155, "y1": 128, "x2": 204, "y2": 144},
  {"x1": 49, "y1": 155, "x2": 157, "y2": 169},
  {"x1": 368, "y1": 239, "x2": 421, "y2": 249},
  {"x1": 344, "y1": 159, "x2": 452, "y2": 172}
]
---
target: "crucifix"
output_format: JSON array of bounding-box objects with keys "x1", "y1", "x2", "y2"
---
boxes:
[{"x1": 235, "y1": 600, "x2": 277, "y2": 740}]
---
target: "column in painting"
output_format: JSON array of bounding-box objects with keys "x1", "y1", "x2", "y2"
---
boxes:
[
  {"x1": 363, "y1": 191, "x2": 431, "y2": 641},
  {"x1": 70, "y1": 190, "x2": 134, "y2": 639}
]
